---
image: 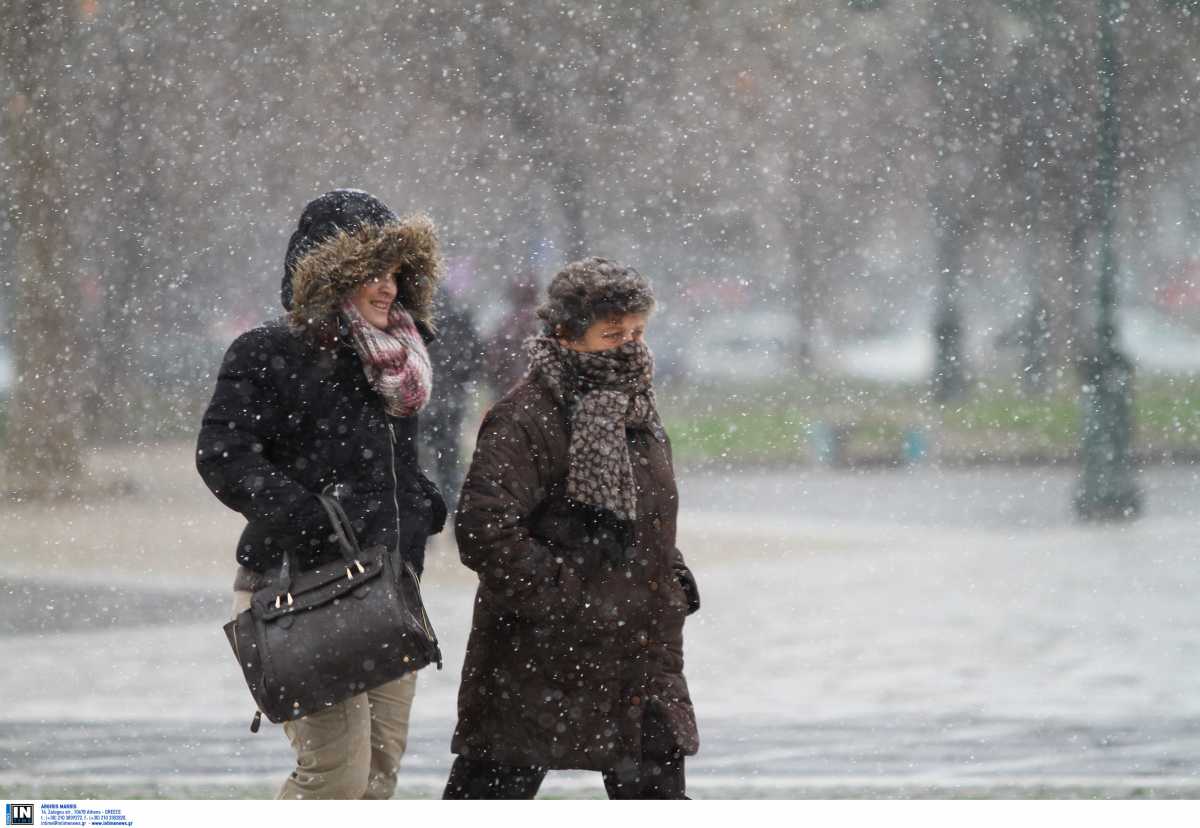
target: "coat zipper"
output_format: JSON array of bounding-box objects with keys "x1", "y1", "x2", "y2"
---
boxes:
[
  {"x1": 388, "y1": 421, "x2": 401, "y2": 558},
  {"x1": 388, "y1": 418, "x2": 442, "y2": 668}
]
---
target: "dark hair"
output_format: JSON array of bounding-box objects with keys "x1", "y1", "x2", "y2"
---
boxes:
[{"x1": 536, "y1": 257, "x2": 655, "y2": 340}]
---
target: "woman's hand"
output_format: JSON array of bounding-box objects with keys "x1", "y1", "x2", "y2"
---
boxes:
[
  {"x1": 672, "y1": 548, "x2": 701, "y2": 616},
  {"x1": 583, "y1": 518, "x2": 631, "y2": 567},
  {"x1": 417, "y1": 473, "x2": 447, "y2": 535}
]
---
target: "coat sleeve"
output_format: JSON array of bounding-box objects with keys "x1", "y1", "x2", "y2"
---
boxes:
[
  {"x1": 659, "y1": 424, "x2": 700, "y2": 615},
  {"x1": 195, "y1": 331, "x2": 329, "y2": 559},
  {"x1": 455, "y1": 403, "x2": 583, "y2": 620}
]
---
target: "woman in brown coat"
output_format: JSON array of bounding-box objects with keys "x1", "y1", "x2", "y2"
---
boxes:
[{"x1": 444, "y1": 257, "x2": 701, "y2": 799}]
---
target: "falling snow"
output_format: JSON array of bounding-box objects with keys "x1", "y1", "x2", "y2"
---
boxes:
[{"x1": 3, "y1": 0, "x2": 1200, "y2": 800}]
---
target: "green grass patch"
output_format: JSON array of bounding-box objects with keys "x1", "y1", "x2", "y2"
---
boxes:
[
  {"x1": 664, "y1": 409, "x2": 812, "y2": 465},
  {"x1": 1135, "y1": 375, "x2": 1200, "y2": 449},
  {"x1": 660, "y1": 374, "x2": 1200, "y2": 466},
  {"x1": 942, "y1": 386, "x2": 1080, "y2": 447}
]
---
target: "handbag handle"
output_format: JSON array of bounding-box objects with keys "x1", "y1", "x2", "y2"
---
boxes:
[
  {"x1": 278, "y1": 493, "x2": 365, "y2": 596},
  {"x1": 317, "y1": 493, "x2": 364, "y2": 560}
]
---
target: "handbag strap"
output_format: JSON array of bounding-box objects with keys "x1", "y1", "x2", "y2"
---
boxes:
[{"x1": 278, "y1": 493, "x2": 364, "y2": 595}]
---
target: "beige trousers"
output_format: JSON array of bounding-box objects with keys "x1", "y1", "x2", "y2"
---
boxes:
[{"x1": 232, "y1": 590, "x2": 418, "y2": 799}]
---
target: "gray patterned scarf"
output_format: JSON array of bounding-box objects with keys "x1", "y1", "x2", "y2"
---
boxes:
[{"x1": 525, "y1": 336, "x2": 659, "y2": 522}]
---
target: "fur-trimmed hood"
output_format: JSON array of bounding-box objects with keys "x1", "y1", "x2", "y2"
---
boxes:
[{"x1": 286, "y1": 214, "x2": 442, "y2": 335}]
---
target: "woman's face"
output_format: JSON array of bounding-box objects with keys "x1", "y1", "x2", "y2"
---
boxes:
[
  {"x1": 560, "y1": 313, "x2": 649, "y2": 353},
  {"x1": 349, "y1": 273, "x2": 398, "y2": 330}
]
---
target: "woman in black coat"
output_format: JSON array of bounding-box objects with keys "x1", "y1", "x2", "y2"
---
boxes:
[{"x1": 196, "y1": 189, "x2": 446, "y2": 799}]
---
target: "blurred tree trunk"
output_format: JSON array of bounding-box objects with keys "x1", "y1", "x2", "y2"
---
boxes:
[
  {"x1": 925, "y1": 0, "x2": 980, "y2": 402},
  {"x1": 931, "y1": 192, "x2": 969, "y2": 402},
  {"x1": 787, "y1": 205, "x2": 837, "y2": 357},
  {"x1": 86, "y1": 25, "x2": 157, "y2": 444},
  {"x1": 556, "y1": 159, "x2": 588, "y2": 262},
  {"x1": 790, "y1": 241, "x2": 822, "y2": 368},
  {"x1": 1012, "y1": 49, "x2": 1053, "y2": 395},
  {"x1": 1, "y1": 1, "x2": 87, "y2": 498},
  {"x1": 1000, "y1": 7, "x2": 1097, "y2": 394},
  {"x1": 1187, "y1": 176, "x2": 1200, "y2": 258}
]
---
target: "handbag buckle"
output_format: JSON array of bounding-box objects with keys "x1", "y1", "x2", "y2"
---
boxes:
[
  {"x1": 274, "y1": 592, "x2": 294, "y2": 609},
  {"x1": 346, "y1": 560, "x2": 366, "y2": 581}
]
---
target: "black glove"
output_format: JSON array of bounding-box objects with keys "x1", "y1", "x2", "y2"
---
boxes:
[
  {"x1": 586, "y1": 521, "x2": 633, "y2": 567},
  {"x1": 417, "y1": 473, "x2": 448, "y2": 535},
  {"x1": 573, "y1": 501, "x2": 633, "y2": 567},
  {"x1": 675, "y1": 564, "x2": 701, "y2": 615}
]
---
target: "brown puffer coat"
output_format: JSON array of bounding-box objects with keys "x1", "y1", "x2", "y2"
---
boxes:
[{"x1": 451, "y1": 376, "x2": 700, "y2": 771}]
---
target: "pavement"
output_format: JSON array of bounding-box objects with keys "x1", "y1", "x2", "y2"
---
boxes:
[{"x1": 2, "y1": 443, "x2": 1200, "y2": 798}]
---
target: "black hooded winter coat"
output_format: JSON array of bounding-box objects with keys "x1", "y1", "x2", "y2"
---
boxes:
[{"x1": 196, "y1": 196, "x2": 446, "y2": 575}]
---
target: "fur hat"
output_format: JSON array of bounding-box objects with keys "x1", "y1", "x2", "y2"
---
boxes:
[
  {"x1": 536, "y1": 257, "x2": 655, "y2": 340},
  {"x1": 282, "y1": 189, "x2": 442, "y2": 333}
]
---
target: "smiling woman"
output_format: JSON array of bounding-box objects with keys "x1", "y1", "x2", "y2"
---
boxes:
[
  {"x1": 349, "y1": 274, "x2": 400, "y2": 331},
  {"x1": 195, "y1": 189, "x2": 446, "y2": 800}
]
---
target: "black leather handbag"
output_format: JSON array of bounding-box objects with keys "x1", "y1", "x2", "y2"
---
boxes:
[{"x1": 223, "y1": 494, "x2": 442, "y2": 731}]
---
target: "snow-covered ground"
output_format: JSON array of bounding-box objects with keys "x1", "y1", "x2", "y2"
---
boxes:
[{"x1": 2, "y1": 445, "x2": 1199, "y2": 798}]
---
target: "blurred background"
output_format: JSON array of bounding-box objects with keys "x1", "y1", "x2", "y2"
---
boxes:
[{"x1": 2, "y1": 0, "x2": 1200, "y2": 799}]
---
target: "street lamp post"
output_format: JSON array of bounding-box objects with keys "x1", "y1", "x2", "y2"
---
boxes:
[{"x1": 1075, "y1": 0, "x2": 1142, "y2": 520}]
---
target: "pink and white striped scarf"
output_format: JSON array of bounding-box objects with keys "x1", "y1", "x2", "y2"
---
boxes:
[{"x1": 341, "y1": 300, "x2": 433, "y2": 417}]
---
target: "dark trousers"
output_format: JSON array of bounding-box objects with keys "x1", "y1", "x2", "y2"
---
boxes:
[
  {"x1": 441, "y1": 705, "x2": 686, "y2": 796},
  {"x1": 442, "y1": 750, "x2": 687, "y2": 800}
]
